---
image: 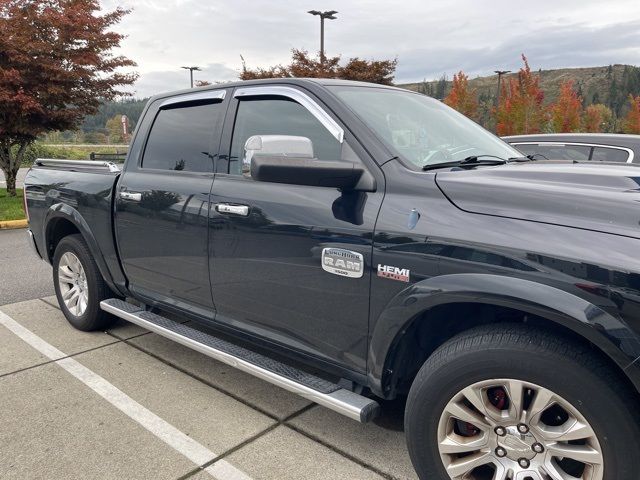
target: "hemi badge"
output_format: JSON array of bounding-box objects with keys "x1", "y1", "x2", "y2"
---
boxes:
[
  {"x1": 321, "y1": 248, "x2": 364, "y2": 278},
  {"x1": 377, "y1": 264, "x2": 410, "y2": 282}
]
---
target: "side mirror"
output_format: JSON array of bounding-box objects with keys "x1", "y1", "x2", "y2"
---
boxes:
[
  {"x1": 251, "y1": 155, "x2": 365, "y2": 189},
  {"x1": 245, "y1": 134, "x2": 374, "y2": 191},
  {"x1": 243, "y1": 135, "x2": 314, "y2": 173}
]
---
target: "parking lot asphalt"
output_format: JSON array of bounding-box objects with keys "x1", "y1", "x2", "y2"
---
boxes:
[
  {"x1": 0, "y1": 296, "x2": 418, "y2": 480},
  {"x1": 0, "y1": 228, "x2": 54, "y2": 305}
]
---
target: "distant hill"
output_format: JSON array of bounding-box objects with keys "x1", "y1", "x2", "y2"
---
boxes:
[
  {"x1": 400, "y1": 64, "x2": 640, "y2": 116},
  {"x1": 81, "y1": 97, "x2": 148, "y2": 134},
  {"x1": 74, "y1": 64, "x2": 640, "y2": 139}
]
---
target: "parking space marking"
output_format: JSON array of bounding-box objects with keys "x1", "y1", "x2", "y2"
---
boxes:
[{"x1": 0, "y1": 309, "x2": 254, "y2": 480}]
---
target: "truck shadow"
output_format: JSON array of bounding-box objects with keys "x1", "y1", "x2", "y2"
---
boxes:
[{"x1": 373, "y1": 396, "x2": 407, "y2": 432}]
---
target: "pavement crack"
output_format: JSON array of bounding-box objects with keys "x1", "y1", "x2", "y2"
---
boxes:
[
  {"x1": 106, "y1": 332, "x2": 281, "y2": 421},
  {"x1": 0, "y1": 339, "x2": 121, "y2": 380},
  {"x1": 175, "y1": 423, "x2": 280, "y2": 480},
  {"x1": 39, "y1": 297, "x2": 61, "y2": 310},
  {"x1": 282, "y1": 422, "x2": 399, "y2": 480},
  {"x1": 175, "y1": 404, "x2": 317, "y2": 480}
]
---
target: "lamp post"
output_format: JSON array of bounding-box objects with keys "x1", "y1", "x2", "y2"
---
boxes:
[
  {"x1": 494, "y1": 70, "x2": 511, "y2": 107},
  {"x1": 181, "y1": 66, "x2": 201, "y2": 88},
  {"x1": 307, "y1": 10, "x2": 338, "y2": 62}
]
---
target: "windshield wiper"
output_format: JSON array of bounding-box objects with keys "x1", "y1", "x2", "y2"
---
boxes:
[
  {"x1": 422, "y1": 155, "x2": 507, "y2": 171},
  {"x1": 508, "y1": 154, "x2": 546, "y2": 162}
]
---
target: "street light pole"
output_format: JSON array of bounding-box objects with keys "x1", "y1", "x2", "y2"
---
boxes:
[
  {"x1": 494, "y1": 70, "x2": 511, "y2": 108},
  {"x1": 181, "y1": 66, "x2": 201, "y2": 88},
  {"x1": 308, "y1": 10, "x2": 338, "y2": 62}
]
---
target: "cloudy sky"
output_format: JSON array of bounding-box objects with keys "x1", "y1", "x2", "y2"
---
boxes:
[{"x1": 101, "y1": 0, "x2": 640, "y2": 98}]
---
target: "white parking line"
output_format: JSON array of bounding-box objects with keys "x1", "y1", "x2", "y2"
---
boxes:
[{"x1": 0, "y1": 309, "x2": 253, "y2": 480}]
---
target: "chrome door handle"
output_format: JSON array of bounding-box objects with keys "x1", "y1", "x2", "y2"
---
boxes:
[
  {"x1": 216, "y1": 203, "x2": 249, "y2": 216},
  {"x1": 120, "y1": 191, "x2": 142, "y2": 202}
]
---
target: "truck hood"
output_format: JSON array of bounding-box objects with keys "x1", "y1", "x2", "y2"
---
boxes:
[{"x1": 435, "y1": 162, "x2": 640, "y2": 239}]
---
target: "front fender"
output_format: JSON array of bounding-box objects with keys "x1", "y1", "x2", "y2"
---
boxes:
[
  {"x1": 368, "y1": 273, "x2": 640, "y2": 397},
  {"x1": 43, "y1": 204, "x2": 125, "y2": 296}
]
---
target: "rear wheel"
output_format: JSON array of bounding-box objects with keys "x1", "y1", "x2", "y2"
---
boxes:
[
  {"x1": 53, "y1": 234, "x2": 116, "y2": 331},
  {"x1": 404, "y1": 325, "x2": 640, "y2": 480}
]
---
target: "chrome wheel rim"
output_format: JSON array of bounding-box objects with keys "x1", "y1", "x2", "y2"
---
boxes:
[
  {"x1": 437, "y1": 379, "x2": 603, "y2": 480},
  {"x1": 58, "y1": 252, "x2": 89, "y2": 317}
]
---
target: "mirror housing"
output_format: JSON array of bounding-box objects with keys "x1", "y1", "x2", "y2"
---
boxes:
[
  {"x1": 251, "y1": 155, "x2": 365, "y2": 190},
  {"x1": 243, "y1": 135, "x2": 314, "y2": 171}
]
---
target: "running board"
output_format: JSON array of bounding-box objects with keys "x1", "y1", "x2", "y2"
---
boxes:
[{"x1": 100, "y1": 299, "x2": 380, "y2": 423}]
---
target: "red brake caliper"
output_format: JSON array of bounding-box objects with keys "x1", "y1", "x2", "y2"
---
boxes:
[{"x1": 488, "y1": 387, "x2": 507, "y2": 410}]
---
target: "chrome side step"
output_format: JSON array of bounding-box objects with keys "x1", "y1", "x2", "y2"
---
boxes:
[{"x1": 100, "y1": 299, "x2": 380, "y2": 423}]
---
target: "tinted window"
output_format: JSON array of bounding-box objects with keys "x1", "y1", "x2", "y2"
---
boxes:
[
  {"x1": 143, "y1": 101, "x2": 222, "y2": 172},
  {"x1": 591, "y1": 147, "x2": 629, "y2": 162},
  {"x1": 513, "y1": 143, "x2": 591, "y2": 160},
  {"x1": 229, "y1": 97, "x2": 342, "y2": 175}
]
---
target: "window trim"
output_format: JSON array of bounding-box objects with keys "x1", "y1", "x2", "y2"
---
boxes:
[
  {"x1": 509, "y1": 141, "x2": 634, "y2": 163},
  {"x1": 159, "y1": 89, "x2": 226, "y2": 108},
  {"x1": 233, "y1": 86, "x2": 344, "y2": 143}
]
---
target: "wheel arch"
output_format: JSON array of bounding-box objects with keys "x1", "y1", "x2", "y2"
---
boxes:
[
  {"x1": 368, "y1": 274, "x2": 640, "y2": 399},
  {"x1": 43, "y1": 204, "x2": 122, "y2": 295}
]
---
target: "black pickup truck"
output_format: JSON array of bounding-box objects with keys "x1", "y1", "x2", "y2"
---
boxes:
[{"x1": 25, "y1": 79, "x2": 640, "y2": 480}]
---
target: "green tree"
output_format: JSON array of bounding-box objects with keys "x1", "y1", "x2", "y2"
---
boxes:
[
  {"x1": 418, "y1": 79, "x2": 433, "y2": 96},
  {"x1": 435, "y1": 74, "x2": 448, "y2": 100},
  {"x1": 105, "y1": 115, "x2": 124, "y2": 143}
]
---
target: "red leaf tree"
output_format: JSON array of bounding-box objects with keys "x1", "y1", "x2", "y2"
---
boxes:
[
  {"x1": 495, "y1": 55, "x2": 547, "y2": 135},
  {"x1": 0, "y1": 0, "x2": 137, "y2": 196},
  {"x1": 444, "y1": 71, "x2": 479, "y2": 120},
  {"x1": 240, "y1": 49, "x2": 397, "y2": 85},
  {"x1": 623, "y1": 95, "x2": 640, "y2": 134},
  {"x1": 550, "y1": 80, "x2": 583, "y2": 132}
]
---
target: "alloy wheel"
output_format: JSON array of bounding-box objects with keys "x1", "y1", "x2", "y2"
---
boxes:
[
  {"x1": 58, "y1": 251, "x2": 89, "y2": 317},
  {"x1": 437, "y1": 379, "x2": 603, "y2": 480}
]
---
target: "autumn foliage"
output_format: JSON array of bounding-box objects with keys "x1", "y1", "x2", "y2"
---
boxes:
[
  {"x1": 551, "y1": 80, "x2": 582, "y2": 132},
  {"x1": 623, "y1": 95, "x2": 640, "y2": 134},
  {"x1": 582, "y1": 104, "x2": 613, "y2": 132},
  {"x1": 495, "y1": 55, "x2": 547, "y2": 135},
  {"x1": 0, "y1": 0, "x2": 136, "y2": 195},
  {"x1": 240, "y1": 49, "x2": 397, "y2": 85},
  {"x1": 444, "y1": 71, "x2": 479, "y2": 120}
]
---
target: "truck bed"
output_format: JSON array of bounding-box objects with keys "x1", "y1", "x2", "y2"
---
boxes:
[{"x1": 24, "y1": 159, "x2": 125, "y2": 294}]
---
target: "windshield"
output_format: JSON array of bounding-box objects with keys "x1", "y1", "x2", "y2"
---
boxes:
[{"x1": 329, "y1": 86, "x2": 522, "y2": 168}]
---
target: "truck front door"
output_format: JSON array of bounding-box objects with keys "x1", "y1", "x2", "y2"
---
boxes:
[
  {"x1": 208, "y1": 86, "x2": 383, "y2": 373},
  {"x1": 115, "y1": 90, "x2": 227, "y2": 318}
]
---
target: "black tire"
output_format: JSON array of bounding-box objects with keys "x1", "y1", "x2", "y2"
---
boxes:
[
  {"x1": 405, "y1": 324, "x2": 640, "y2": 480},
  {"x1": 53, "y1": 234, "x2": 116, "y2": 331}
]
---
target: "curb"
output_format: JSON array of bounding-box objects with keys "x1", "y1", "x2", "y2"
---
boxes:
[{"x1": 0, "y1": 219, "x2": 27, "y2": 230}]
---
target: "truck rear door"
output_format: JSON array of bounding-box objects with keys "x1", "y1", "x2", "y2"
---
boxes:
[{"x1": 114, "y1": 89, "x2": 228, "y2": 318}]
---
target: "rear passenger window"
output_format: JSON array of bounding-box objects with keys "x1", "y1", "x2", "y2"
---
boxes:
[
  {"x1": 142, "y1": 101, "x2": 223, "y2": 172},
  {"x1": 514, "y1": 144, "x2": 591, "y2": 161},
  {"x1": 591, "y1": 147, "x2": 629, "y2": 162},
  {"x1": 229, "y1": 97, "x2": 342, "y2": 175}
]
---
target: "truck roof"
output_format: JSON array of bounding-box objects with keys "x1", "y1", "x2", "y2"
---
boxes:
[{"x1": 146, "y1": 77, "x2": 405, "y2": 103}]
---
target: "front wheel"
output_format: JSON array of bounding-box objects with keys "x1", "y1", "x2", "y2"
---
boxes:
[
  {"x1": 53, "y1": 234, "x2": 117, "y2": 331},
  {"x1": 405, "y1": 325, "x2": 640, "y2": 480}
]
